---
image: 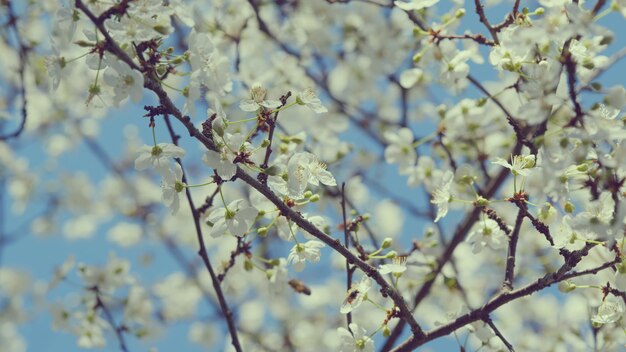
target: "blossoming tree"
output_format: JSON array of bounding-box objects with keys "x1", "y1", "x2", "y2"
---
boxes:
[{"x1": 1, "y1": 0, "x2": 626, "y2": 351}]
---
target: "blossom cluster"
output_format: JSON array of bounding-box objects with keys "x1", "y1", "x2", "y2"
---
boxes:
[{"x1": 0, "y1": 0, "x2": 625, "y2": 351}]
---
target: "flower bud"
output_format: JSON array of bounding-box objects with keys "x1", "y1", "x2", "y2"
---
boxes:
[
  {"x1": 264, "y1": 165, "x2": 281, "y2": 176},
  {"x1": 558, "y1": 281, "x2": 576, "y2": 293},
  {"x1": 564, "y1": 201, "x2": 575, "y2": 214},
  {"x1": 381, "y1": 237, "x2": 393, "y2": 249},
  {"x1": 385, "y1": 251, "x2": 397, "y2": 259},
  {"x1": 475, "y1": 196, "x2": 489, "y2": 207}
]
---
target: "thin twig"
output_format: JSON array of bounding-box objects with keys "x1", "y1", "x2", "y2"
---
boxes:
[
  {"x1": 391, "y1": 243, "x2": 598, "y2": 351},
  {"x1": 382, "y1": 141, "x2": 523, "y2": 351},
  {"x1": 502, "y1": 209, "x2": 524, "y2": 291},
  {"x1": 484, "y1": 316, "x2": 515, "y2": 352},
  {"x1": 162, "y1": 115, "x2": 243, "y2": 352},
  {"x1": 340, "y1": 183, "x2": 354, "y2": 331},
  {"x1": 0, "y1": 0, "x2": 29, "y2": 141},
  {"x1": 94, "y1": 289, "x2": 129, "y2": 352},
  {"x1": 473, "y1": 0, "x2": 499, "y2": 44}
]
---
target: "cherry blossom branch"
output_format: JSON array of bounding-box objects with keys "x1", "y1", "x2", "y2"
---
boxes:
[
  {"x1": 341, "y1": 183, "x2": 354, "y2": 330},
  {"x1": 246, "y1": 0, "x2": 387, "y2": 148},
  {"x1": 473, "y1": 0, "x2": 500, "y2": 44},
  {"x1": 217, "y1": 238, "x2": 251, "y2": 283},
  {"x1": 563, "y1": 50, "x2": 585, "y2": 127},
  {"x1": 430, "y1": 33, "x2": 495, "y2": 46},
  {"x1": 78, "y1": 0, "x2": 426, "y2": 341},
  {"x1": 381, "y1": 142, "x2": 523, "y2": 351},
  {"x1": 391, "y1": 243, "x2": 599, "y2": 351},
  {"x1": 236, "y1": 168, "x2": 425, "y2": 338},
  {"x1": 162, "y1": 115, "x2": 243, "y2": 352},
  {"x1": 483, "y1": 316, "x2": 515, "y2": 352},
  {"x1": 502, "y1": 208, "x2": 524, "y2": 291},
  {"x1": 491, "y1": 0, "x2": 521, "y2": 32},
  {"x1": 93, "y1": 288, "x2": 129, "y2": 352},
  {"x1": 510, "y1": 197, "x2": 555, "y2": 247},
  {"x1": 258, "y1": 92, "x2": 291, "y2": 185},
  {"x1": 0, "y1": 0, "x2": 29, "y2": 141}
]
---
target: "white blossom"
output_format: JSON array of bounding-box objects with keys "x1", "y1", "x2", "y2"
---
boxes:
[
  {"x1": 205, "y1": 200, "x2": 258, "y2": 238},
  {"x1": 287, "y1": 152, "x2": 336, "y2": 198},
  {"x1": 287, "y1": 240, "x2": 325, "y2": 272},
  {"x1": 431, "y1": 170, "x2": 454, "y2": 223},
  {"x1": 135, "y1": 143, "x2": 185, "y2": 176},
  {"x1": 296, "y1": 88, "x2": 328, "y2": 113},
  {"x1": 340, "y1": 276, "x2": 371, "y2": 314},
  {"x1": 337, "y1": 323, "x2": 375, "y2": 352}
]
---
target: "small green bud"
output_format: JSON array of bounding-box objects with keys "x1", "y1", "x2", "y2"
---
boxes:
[
  {"x1": 291, "y1": 135, "x2": 305, "y2": 144},
  {"x1": 576, "y1": 163, "x2": 588, "y2": 172},
  {"x1": 257, "y1": 227, "x2": 268, "y2": 236},
  {"x1": 213, "y1": 121, "x2": 225, "y2": 137},
  {"x1": 270, "y1": 258, "x2": 281, "y2": 266},
  {"x1": 153, "y1": 25, "x2": 170, "y2": 35},
  {"x1": 444, "y1": 276, "x2": 457, "y2": 289},
  {"x1": 383, "y1": 325, "x2": 391, "y2": 338},
  {"x1": 174, "y1": 181, "x2": 185, "y2": 193},
  {"x1": 244, "y1": 260, "x2": 254, "y2": 271},
  {"x1": 88, "y1": 83, "x2": 101, "y2": 95},
  {"x1": 303, "y1": 191, "x2": 313, "y2": 199},
  {"x1": 476, "y1": 97, "x2": 487, "y2": 107},
  {"x1": 564, "y1": 201, "x2": 575, "y2": 214},
  {"x1": 535, "y1": 7, "x2": 545, "y2": 15},
  {"x1": 582, "y1": 60, "x2": 595, "y2": 70},
  {"x1": 600, "y1": 35, "x2": 613, "y2": 46},
  {"x1": 261, "y1": 139, "x2": 271, "y2": 147},
  {"x1": 475, "y1": 196, "x2": 490, "y2": 207},
  {"x1": 385, "y1": 250, "x2": 397, "y2": 259},
  {"x1": 381, "y1": 237, "x2": 393, "y2": 249},
  {"x1": 309, "y1": 194, "x2": 320, "y2": 202},
  {"x1": 74, "y1": 40, "x2": 94, "y2": 48},
  {"x1": 455, "y1": 9, "x2": 465, "y2": 18},
  {"x1": 558, "y1": 280, "x2": 576, "y2": 293},
  {"x1": 591, "y1": 82, "x2": 602, "y2": 91},
  {"x1": 264, "y1": 165, "x2": 281, "y2": 176},
  {"x1": 412, "y1": 52, "x2": 423, "y2": 64}
]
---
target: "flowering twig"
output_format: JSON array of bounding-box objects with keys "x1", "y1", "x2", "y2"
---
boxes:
[
  {"x1": 340, "y1": 183, "x2": 355, "y2": 331},
  {"x1": 484, "y1": 315, "x2": 515, "y2": 352},
  {"x1": 473, "y1": 0, "x2": 500, "y2": 44},
  {"x1": 0, "y1": 0, "x2": 29, "y2": 141},
  {"x1": 502, "y1": 209, "x2": 524, "y2": 291},
  {"x1": 382, "y1": 141, "x2": 523, "y2": 351},
  {"x1": 93, "y1": 288, "x2": 129, "y2": 352},
  {"x1": 391, "y1": 243, "x2": 601, "y2": 351}
]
